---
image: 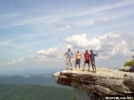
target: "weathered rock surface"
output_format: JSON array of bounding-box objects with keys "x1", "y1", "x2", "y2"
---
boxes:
[
  {"x1": 53, "y1": 68, "x2": 134, "y2": 100},
  {"x1": 119, "y1": 67, "x2": 130, "y2": 72}
]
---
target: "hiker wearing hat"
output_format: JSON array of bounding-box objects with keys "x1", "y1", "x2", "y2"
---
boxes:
[
  {"x1": 83, "y1": 50, "x2": 90, "y2": 71},
  {"x1": 64, "y1": 48, "x2": 73, "y2": 70},
  {"x1": 90, "y1": 50, "x2": 98, "y2": 73}
]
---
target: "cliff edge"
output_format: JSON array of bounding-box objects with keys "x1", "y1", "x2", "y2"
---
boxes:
[{"x1": 53, "y1": 68, "x2": 134, "y2": 100}]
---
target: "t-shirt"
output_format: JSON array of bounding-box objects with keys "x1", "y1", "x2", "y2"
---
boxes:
[
  {"x1": 84, "y1": 53, "x2": 90, "y2": 61},
  {"x1": 90, "y1": 53, "x2": 97, "y2": 61},
  {"x1": 65, "y1": 52, "x2": 73, "y2": 59}
]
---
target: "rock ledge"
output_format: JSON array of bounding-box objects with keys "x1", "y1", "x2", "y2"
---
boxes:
[{"x1": 53, "y1": 68, "x2": 134, "y2": 100}]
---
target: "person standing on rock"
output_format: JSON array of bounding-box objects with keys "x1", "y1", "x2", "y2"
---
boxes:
[
  {"x1": 64, "y1": 48, "x2": 73, "y2": 70},
  {"x1": 90, "y1": 50, "x2": 98, "y2": 73},
  {"x1": 83, "y1": 50, "x2": 90, "y2": 71},
  {"x1": 75, "y1": 50, "x2": 82, "y2": 70}
]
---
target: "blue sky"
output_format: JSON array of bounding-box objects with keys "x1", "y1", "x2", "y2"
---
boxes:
[{"x1": 0, "y1": 0, "x2": 134, "y2": 75}]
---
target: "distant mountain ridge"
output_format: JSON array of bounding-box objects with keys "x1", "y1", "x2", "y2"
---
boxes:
[{"x1": 0, "y1": 75, "x2": 65, "y2": 87}]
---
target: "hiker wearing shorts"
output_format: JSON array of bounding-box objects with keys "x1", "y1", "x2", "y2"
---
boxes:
[
  {"x1": 64, "y1": 48, "x2": 73, "y2": 70},
  {"x1": 90, "y1": 50, "x2": 98, "y2": 73},
  {"x1": 75, "y1": 50, "x2": 82, "y2": 70},
  {"x1": 83, "y1": 50, "x2": 90, "y2": 71}
]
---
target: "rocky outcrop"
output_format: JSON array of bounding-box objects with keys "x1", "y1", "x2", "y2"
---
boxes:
[
  {"x1": 119, "y1": 67, "x2": 130, "y2": 72},
  {"x1": 53, "y1": 68, "x2": 134, "y2": 100}
]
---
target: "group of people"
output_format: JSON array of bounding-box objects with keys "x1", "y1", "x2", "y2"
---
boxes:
[{"x1": 64, "y1": 48, "x2": 98, "y2": 73}]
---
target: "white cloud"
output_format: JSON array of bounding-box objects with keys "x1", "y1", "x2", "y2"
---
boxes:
[
  {"x1": 121, "y1": 33, "x2": 134, "y2": 51},
  {"x1": 1, "y1": 54, "x2": 63, "y2": 66},
  {"x1": 65, "y1": 33, "x2": 120, "y2": 50},
  {"x1": 94, "y1": 16, "x2": 112, "y2": 23},
  {"x1": 1, "y1": 32, "x2": 134, "y2": 69},
  {"x1": 36, "y1": 47, "x2": 59, "y2": 57},
  {"x1": 66, "y1": 44, "x2": 73, "y2": 49},
  {"x1": 2, "y1": 58, "x2": 24, "y2": 66},
  {"x1": 37, "y1": 50, "x2": 45, "y2": 55},
  {"x1": 1, "y1": 47, "x2": 64, "y2": 66},
  {"x1": 65, "y1": 32, "x2": 134, "y2": 60},
  {"x1": 65, "y1": 34, "x2": 91, "y2": 49},
  {"x1": 110, "y1": 40, "x2": 129, "y2": 56}
]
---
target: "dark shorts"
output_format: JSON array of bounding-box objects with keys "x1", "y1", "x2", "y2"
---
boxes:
[
  {"x1": 76, "y1": 59, "x2": 80, "y2": 64},
  {"x1": 84, "y1": 60, "x2": 89, "y2": 63},
  {"x1": 91, "y1": 61, "x2": 95, "y2": 66}
]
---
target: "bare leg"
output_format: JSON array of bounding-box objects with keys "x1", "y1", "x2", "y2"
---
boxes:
[
  {"x1": 79, "y1": 60, "x2": 80, "y2": 69},
  {"x1": 88, "y1": 63, "x2": 90, "y2": 71},
  {"x1": 94, "y1": 66, "x2": 96, "y2": 72},
  {"x1": 66, "y1": 61, "x2": 69, "y2": 70},
  {"x1": 70, "y1": 63, "x2": 73, "y2": 70},
  {"x1": 91, "y1": 61, "x2": 96, "y2": 72},
  {"x1": 70, "y1": 59, "x2": 73, "y2": 70},
  {"x1": 75, "y1": 61, "x2": 77, "y2": 70},
  {"x1": 92, "y1": 65, "x2": 94, "y2": 72}
]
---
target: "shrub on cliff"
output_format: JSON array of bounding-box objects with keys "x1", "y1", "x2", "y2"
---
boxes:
[{"x1": 124, "y1": 60, "x2": 134, "y2": 67}]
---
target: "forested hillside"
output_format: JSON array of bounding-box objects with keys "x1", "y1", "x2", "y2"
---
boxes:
[{"x1": 0, "y1": 84, "x2": 75, "y2": 100}]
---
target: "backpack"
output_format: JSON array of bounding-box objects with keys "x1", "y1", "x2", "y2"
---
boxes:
[{"x1": 129, "y1": 65, "x2": 134, "y2": 72}]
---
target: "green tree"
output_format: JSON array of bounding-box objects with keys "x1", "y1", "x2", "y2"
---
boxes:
[
  {"x1": 124, "y1": 55, "x2": 134, "y2": 67},
  {"x1": 124, "y1": 60, "x2": 133, "y2": 67}
]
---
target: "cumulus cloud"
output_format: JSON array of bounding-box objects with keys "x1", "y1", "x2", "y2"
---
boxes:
[
  {"x1": 2, "y1": 33, "x2": 134, "y2": 67},
  {"x1": 66, "y1": 44, "x2": 73, "y2": 49},
  {"x1": 2, "y1": 55, "x2": 48, "y2": 66},
  {"x1": 65, "y1": 32, "x2": 134, "y2": 60},
  {"x1": 65, "y1": 34, "x2": 92, "y2": 49},
  {"x1": 2, "y1": 58, "x2": 24, "y2": 66},
  {"x1": 121, "y1": 33, "x2": 134, "y2": 51},
  {"x1": 94, "y1": 16, "x2": 112, "y2": 23},
  {"x1": 2, "y1": 47, "x2": 64, "y2": 66},
  {"x1": 65, "y1": 33, "x2": 120, "y2": 50},
  {"x1": 36, "y1": 47, "x2": 59, "y2": 57},
  {"x1": 110, "y1": 40, "x2": 128, "y2": 56}
]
